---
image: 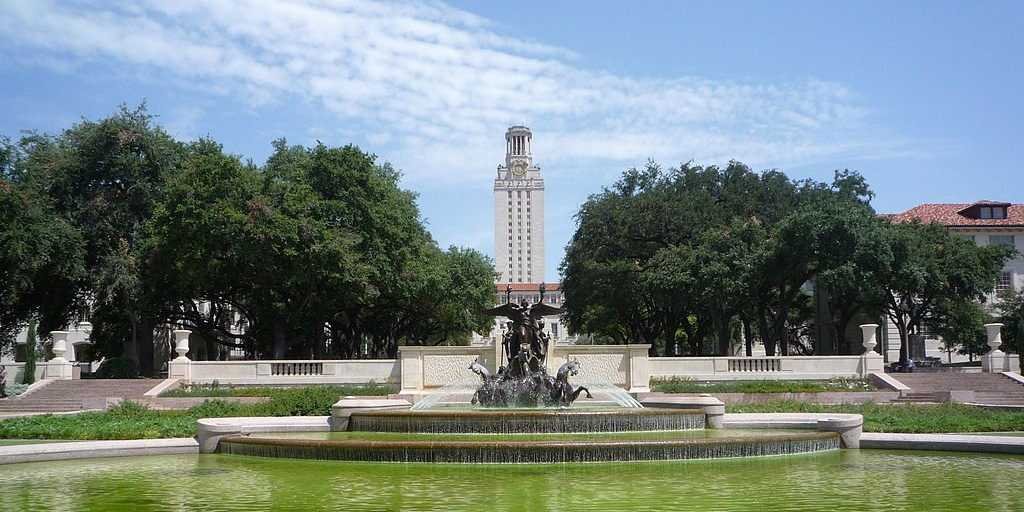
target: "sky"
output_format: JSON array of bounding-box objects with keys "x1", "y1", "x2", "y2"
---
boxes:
[{"x1": 1, "y1": 0, "x2": 1021, "y2": 282}]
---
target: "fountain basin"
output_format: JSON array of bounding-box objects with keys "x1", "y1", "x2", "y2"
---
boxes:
[
  {"x1": 217, "y1": 429, "x2": 839, "y2": 463},
  {"x1": 347, "y1": 407, "x2": 705, "y2": 434}
]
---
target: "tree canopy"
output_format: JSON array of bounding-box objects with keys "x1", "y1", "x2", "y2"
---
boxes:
[
  {"x1": 560, "y1": 161, "x2": 1012, "y2": 359},
  {"x1": 0, "y1": 106, "x2": 495, "y2": 369}
]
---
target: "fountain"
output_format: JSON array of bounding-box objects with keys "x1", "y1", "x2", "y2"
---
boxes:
[{"x1": 205, "y1": 292, "x2": 851, "y2": 464}]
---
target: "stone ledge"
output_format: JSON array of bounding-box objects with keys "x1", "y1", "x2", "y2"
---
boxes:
[
  {"x1": 0, "y1": 438, "x2": 199, "y2": 465},
  {"x1": 331, "y1": 397, "x2": 412, "y2": 431},
  {"x1": 143, "y1": 378, "x2": 180, "y2": 397},
  {"x1": 723, "y1": 412, "x2": 864, "y2": 448},
  {"x1": 640, "y1": 395, "x2": 725, "y2": 428},
  {"x1": 868, "y1": 371, "x2": 911, "y2": 392},
  {"x1": 196, "y1": 416, "x2": 331, "y2": 453},
  {"x1": 860, "y1": 432, "x2": 1024, "y2": 454}
]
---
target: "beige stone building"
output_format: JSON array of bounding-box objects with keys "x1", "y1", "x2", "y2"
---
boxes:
[{"x1": 883, "y1": 200, "x2": 1023, "y2": 363}]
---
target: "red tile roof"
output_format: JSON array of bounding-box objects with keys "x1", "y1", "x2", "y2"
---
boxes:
[
  {"x1": 887, "y1": 202, "x2": 1024, "y2": 227},
  {"x1": 494, "y1": 282, "x2": 561, "y2": 292}
]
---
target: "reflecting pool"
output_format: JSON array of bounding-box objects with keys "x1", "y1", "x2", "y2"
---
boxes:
[{"x1": 0, "y1": 450, "x2": 1021, "y2": 511}]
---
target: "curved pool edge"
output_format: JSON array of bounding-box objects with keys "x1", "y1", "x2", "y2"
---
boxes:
[
  {"x1": 861, "y1": 433, "x2": 1024, "y2": 454},
  {"x1": 0, "y1": 437, "x2": 198, "y2": 465},
  {"x1": 5, "y1": 430, "x2": 1024, "y2": 466},
  {"x1": 217, "y1": 430, "x2": 842, "y2": 463}
]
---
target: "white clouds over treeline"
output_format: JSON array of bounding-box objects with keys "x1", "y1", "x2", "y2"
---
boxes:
[{"x1": 1, "y1": 0, "x2": 908, "y2": 183}]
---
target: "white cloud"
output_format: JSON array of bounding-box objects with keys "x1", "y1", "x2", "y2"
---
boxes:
[{"x1": 0, "y1": 0, "x2": 911, "y2": 184}]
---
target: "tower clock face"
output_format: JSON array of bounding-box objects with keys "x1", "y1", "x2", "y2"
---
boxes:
[{"x1": 512, "y1": 161, "x2": 527, "y2": 177}]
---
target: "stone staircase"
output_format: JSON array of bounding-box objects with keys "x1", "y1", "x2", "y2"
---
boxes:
[
  {"x1": 0, "y1": 379, "x2": 160, "y2": 414},
  {"x1": 889, "y1": 373, "x2": 1024, "y2": 406},
  {"x1": 892, "y1": 391, "x2": 944, "y2": 404}
]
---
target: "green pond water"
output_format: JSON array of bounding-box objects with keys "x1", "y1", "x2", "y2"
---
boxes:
[{"x1": 0, "y1": 450, "x2": 1022, "y2": 511}]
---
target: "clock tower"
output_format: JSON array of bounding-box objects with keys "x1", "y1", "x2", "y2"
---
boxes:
[{"x1": 494, "y1": 126, "x2": 545, "y2": 283}]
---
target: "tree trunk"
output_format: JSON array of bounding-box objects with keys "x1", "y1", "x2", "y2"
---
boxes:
[
  {"x1": 758, "y1": 312, "x2": 774, "y2": 356},
  {"x1": 136, "y1": 319, "x2": 155, "y2": 377},
  {"x1": 271, "y1": 318, "x2": 288, "y2": 359},
  {"x1": 716, "y1": 313, "x2": 731, "y2": 356},
  {"x1": 124, "y1": 319, "x2": 139, "y2": 365},
  {"x1": 742, "y1": 318, "x2": 753, "y2": 357},
  {"x1": 895, "y1": 316, "x2": 909, "y2": 367}
]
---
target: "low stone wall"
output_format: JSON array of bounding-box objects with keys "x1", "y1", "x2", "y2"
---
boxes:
[
  {"x1": 642, "y1": 391, "x2": 898, "y2": 405},
  {"x1": 178, "y1": 359, "x2": 399, "y2": 386},
  {"x1": 0, "y1": 363, "x2": 45, "y2": 386},
  {"x1": 649, "y1": 354, "x2": 883, "y2": 381}
]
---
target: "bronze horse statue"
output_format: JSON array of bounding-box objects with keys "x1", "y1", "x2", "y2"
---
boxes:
[{"x1": 550, "y1": 360, "x2": 591, "y2": 406}]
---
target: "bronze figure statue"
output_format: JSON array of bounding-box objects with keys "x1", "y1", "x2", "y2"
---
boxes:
[{"x1": 471, "y1": 285, "x2": 590, "y2": 407}]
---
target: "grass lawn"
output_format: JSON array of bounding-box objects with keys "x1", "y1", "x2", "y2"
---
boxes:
[
  {"x1": 728, "y1": 400, "x2": 1024, "y2": 433},
  {"x1": 3, "y1": 388, "x2": 1023, "y2": 441},
  {"x1": 0, "y1": 385, "x2": 352, "y2": 441},
  {"x1": 651, "y1": 378, "x2": 875, "y2": 394}
]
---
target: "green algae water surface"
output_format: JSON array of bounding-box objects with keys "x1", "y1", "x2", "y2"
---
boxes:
[{"x1": 0, "y1": 450, "x2": 1022, "y2": 511}]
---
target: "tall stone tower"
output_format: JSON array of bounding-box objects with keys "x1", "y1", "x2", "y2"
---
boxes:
[{"x1": 494, "y1": 126, "x2": 545, "y2": 283}]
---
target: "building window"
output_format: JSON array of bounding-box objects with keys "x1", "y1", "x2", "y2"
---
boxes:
[
  {"x1": 959, "y1": 234, "x2": 976, "y2": 243},
  {"x1": 990, "y1": 235, "x2": 1015, "y2": 248},
  {"x1": 981, "y1": 207, "x2": 993, "y2": 219},
  {"x1": 997, "y1": 272, "x2": 1014, "y2": 295}
]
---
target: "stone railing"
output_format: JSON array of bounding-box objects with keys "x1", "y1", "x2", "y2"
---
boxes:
[
  {"x1": 651, "y1": 325, "x2": 885, "y2": 381},
  {"x1": 168, "y1": 330, "x2": 399, "y2": 385},
  {"x1": 165, "y1": 325, "x2": 893, "y2": 390},
  {"x1": 648, "y1": 355, "x2": 880, "y2": 381},
  {"x1": 179, "y1": 359, "x2": 399, "y2": 385},
  {"x1": 0, "y1": 362, "x2": 45, "y2": 386},
  {"x1": 728, "y1": 358, "x2": 782, "y2": 372}
]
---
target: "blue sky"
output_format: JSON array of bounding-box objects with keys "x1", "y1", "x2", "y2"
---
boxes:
[{"x1": 1, "y1": 1, "x2": 1021, "y2": 281}]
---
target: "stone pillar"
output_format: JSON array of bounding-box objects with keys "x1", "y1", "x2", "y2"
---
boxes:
[
  {"x1": 168, "y1": 330, "x2": 192, "y2": 383},
  {"x1": 44, "y1": 331, "x2": 73, "y2": 380},
  {"x1": 859, "y1": 324, "x2": 883, "y2": 377},
  {"x1": 399, "y1": 347, "x2": 424, "y2": 393},
  {"x1": 627, "y1": 345, "x2": 651, "y2": 393},
  {"x1": 982, "y1": 323, "x2": 1006, "y2": 373}
]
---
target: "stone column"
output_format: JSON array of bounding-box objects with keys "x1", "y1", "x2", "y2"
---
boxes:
[
  {"x1": 982, "y1": 323, "x2": 1006, "y2": 373},
  {"x1": 859, "y1": 324, "x2": 883, "y2": 377},
  {"x1": 168, "y1": 330, "x2": 192, "y2": 383},
  {"x1": 627, "y1": 345, "x2": 651, "y2": 393},
  {"x1": 44, "y1": 331, "x2": 73, "y2": 380},
  {"x1": 398, "y1": 347, "x2": 424, "y2": 394}
]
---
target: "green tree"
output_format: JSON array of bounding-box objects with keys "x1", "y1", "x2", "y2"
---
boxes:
[
  {"x1": 144, "y1": 139, "x2": 494, "y2": 359},
  {"x1": 928, "y1": 299, "x2": 989, "y2": 362},
  {"x1": 877, "y1": 221, "x2": 1012, "y2": 368},
  {"x1": 16, "y1": 105, "x2": 184, "y2": 374},
  {"x1": 22, "y1": 320, "x2": 38, "y2": 385},
  {"x1": 997, "y1": 290, "x2": 1024, "y2": 371},
  {"x1": 0, "y1": 177, "x2": 85, "y2": 349}
]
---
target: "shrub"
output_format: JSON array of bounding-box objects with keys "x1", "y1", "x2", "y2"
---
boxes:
[
  {"x1": 187, "y1": 399, "x2": 244, "y2": 418},
  {"x1": 22, "y1": 321, "x2": 37, "y2": 385},
  {"x1": 107, "y1": 400, "x2": 151, "y2": 417},
  {"x1": 93, "y1": 357, "x2": 140, "y2": 379}
]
